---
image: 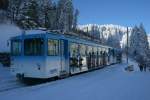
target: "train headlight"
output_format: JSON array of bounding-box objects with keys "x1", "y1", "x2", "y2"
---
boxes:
[{"x1": 36, "y1": 63, "x2": 41, "y2": 70}]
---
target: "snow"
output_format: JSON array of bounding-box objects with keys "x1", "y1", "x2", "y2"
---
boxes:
[
  {"x1": 0, "y1": 64, "x2": 25, "y2": 92},
  {"x1": 0, "y1": 23, "x2": 21, "y2": 52},
  {"x1": 0, "y1": 60, "x2": 150, "y2": 100},
  {"x1": 24, "y1": 29, "x2": 47, "y2": 35},
  {"x1": 0, "y1": 63, "x2": 13, "y2": 79}
]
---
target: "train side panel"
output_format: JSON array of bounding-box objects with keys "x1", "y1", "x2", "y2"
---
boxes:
[
  {"x1": 45, "y1": 57, "x2": 61, "y2": 78},
  {"x1": 11, "y1": 56, "x2": 47, "y2": 78}
]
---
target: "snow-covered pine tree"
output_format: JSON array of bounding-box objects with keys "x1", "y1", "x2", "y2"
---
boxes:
[
  {"x1": 57, "y1": 0, "x2": 74, "y2": 32},
  {"x1": 129, "y1": 24, "x2": 149, "y2": 65},
  {"x1": 138, "y1": 24, "x2": 150, "y2": 64},
  {"x1": 7, "y1": 0, "x2": 23, "y2": 23},
  {"x1": 129, "y1": 25, "x2": 138, "y2": 56},
  {"x1": 39, "y1": 0, "x2": 56, "y2": 29},
  {"x1": 106, "y1": 34, "x2": 121, "y2": 48},
  {"x1": 139, "y1": 23, "x2": 149, "y2": 53},
  {"x1": 19, "y1": 0, "x2": 40, "y2": 29},
  {"x1": 5, "y1": 0, "x2": 77, "y2": 30},
  {"x1": 51, "y1": 2, "x2": 58, "y2": 30},
  {"x1": 99, "y1": 26, "x2": 107, "y2": 44},
  {"x1": 73, "y1": 9, "x2": 79, "y2": 30},
  {"x1": 0, "y1": 0, "x2": 9, "y2": 23},
  {"x1": 25, "y1": 0, "x2": 39, "y2": 23}
]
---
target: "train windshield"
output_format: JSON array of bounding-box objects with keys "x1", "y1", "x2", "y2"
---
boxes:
[
  {"x1": 11, "y1": 40, "x2": 22, "y2": 56},
  {"x1": 24, "y1": 38, "x2": 44, "y2": 56}
]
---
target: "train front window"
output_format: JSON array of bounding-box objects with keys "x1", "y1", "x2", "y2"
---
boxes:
[
  {"x1": 24, "y1": 38, "x2": 44, "y2": 56},
  {"x1": 11, "y1": 40, "x2": 22, "y2": 56}
]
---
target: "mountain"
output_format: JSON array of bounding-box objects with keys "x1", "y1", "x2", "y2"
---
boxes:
[{"x1": 78, "y1": 24, "x2": 132, "y2": 48}]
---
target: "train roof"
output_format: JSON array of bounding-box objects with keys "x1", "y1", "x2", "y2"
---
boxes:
[{"x1": 11, "y1": 29, "x2": 120, "y2": 50}]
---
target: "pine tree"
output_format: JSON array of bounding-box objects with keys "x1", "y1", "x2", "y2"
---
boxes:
[
  {"x1": 7, "y1": 0, "x2": 23, "y2": 22},
  {"x1": 26, "y1": 0, "x2": 39, "y2": 23},
  {"x1": 107, "y1": 34, "x2": 121, "y2": 48},
  {"x1": 0, "y1": 0, "x2": 9, "y2": 23},
  {"x1": 73, "y1": 9, "x2": 79, "y2": 30},
  {"x1": 5, "y1": 0, "x2": 77, "y2": 30},
  {"x1": 129, "y1": 24, "x2": 149, "y2": 65},
  {"x1": 57, "y1": 0, "x2": 74, "y2": 32},
  {"x1": 19, "y1": 0, "x2": 39, "y2": 29},
  {"x1": 100, "y1": 26, "x2": 107, "y2": 44},
  {"x1": 39, "y1": 0, "x2": 54, "y2": 29},
  {"x1": 139, "y1": 23, "x2": 149, "y2": 53}
]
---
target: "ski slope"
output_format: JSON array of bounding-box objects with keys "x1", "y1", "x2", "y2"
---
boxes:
[{"x1": 0, "y1": 60, "x2": 150, "y2": 100}]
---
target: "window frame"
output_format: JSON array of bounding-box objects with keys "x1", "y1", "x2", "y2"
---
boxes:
[
  {"x1": 79, "y1": 43, "x2": 87, "y2": 56},
  {"x1": 24, "y1": 38, "x2": 44, "y2": 56},
  {"x1": 47, "y1": 39, "x2": 59, "y2": 56},
  {"x1": 69, "y1": 42, "x2": 79, "y2": 58}
]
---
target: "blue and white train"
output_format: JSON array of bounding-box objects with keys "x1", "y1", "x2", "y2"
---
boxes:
[{"x1": 10, "y1": 30, "x2": 122, "y2": 80}]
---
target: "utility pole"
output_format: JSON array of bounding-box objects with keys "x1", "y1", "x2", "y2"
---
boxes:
[{"x1": 127, "y1": 27, "x2": 129, "y2": 64}]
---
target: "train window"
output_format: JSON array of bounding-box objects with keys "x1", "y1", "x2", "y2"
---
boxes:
[
  {"x1": 79, "y1": 44, "x2": 86, "y2": 56},
  {"x1": 87, "y1": 46, "x2": 92, "y2": 54},
  {"x1": 11, "y1": 40, "x2": 22, "y2": 56},
  {"x1": 24, "y1": 38, "x2": 44, "y2": 56},
  {"x1": 93, "y1": 47, "x2": 97, "y2": 53},
  {"x1": 98, "y1": 47, "x2": 101, "y2": 52},
  {"x1": 48, "y1": 39, "x2": 59, "y2": 56},
  {"x1": 70, "y1": 43, "x2": 78, "y2": 57},
  {"x1": 101, "y1": 47, "x2": 104, "y2": 52},
  {"x1": 106, "y1": 48, "x2": 109, "y2": 53}
]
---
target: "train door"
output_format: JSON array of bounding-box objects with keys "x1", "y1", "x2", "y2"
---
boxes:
[{"x1": 60, "y1": 39, "x2": 69, "y2": 76}]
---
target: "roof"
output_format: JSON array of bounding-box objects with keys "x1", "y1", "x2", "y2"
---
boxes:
[{"x1": 11, "y1": 29, "x2": 120, "y2": 50}]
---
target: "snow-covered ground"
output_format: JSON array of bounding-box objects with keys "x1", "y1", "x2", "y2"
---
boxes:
[
  {"x1": 0, "y1": 60, "x2": 150, "y2": 100},
  {"x1": 0, "y1": 64, "x2": 25, "y2": 92}
]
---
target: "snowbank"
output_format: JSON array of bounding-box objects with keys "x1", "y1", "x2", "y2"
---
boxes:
[
  {"x1": 0, "y1": 23, "x2": 21, "y2": 52},
  {"x1": 0, "y1": 63, "x2": 25, "y2": 92}
]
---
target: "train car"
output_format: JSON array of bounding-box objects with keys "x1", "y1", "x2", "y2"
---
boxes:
[{"x1": 10, "y1": 30, "x2": 122, "y2": 80}]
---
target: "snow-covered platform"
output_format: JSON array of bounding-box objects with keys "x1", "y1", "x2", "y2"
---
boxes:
[{"x1": 0, "y1": 60, "x2": 150, "y2": 100}]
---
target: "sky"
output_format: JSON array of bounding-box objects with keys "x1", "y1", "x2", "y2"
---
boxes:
[{"x1": 73, "y1": 0, "x2": 150, "y2": 34}]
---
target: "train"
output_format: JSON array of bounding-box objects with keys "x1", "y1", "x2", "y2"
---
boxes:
[{"x1": 10, "y1": 30, "x2": 122, "y2": 80}]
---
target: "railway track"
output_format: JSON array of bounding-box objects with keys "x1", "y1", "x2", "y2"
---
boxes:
[{"x1": 0, "y1": 79, "x2": 27, "y2": 93}]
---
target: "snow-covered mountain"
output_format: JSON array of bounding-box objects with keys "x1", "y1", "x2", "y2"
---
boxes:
[{"x1": 78, "y1": 24, "x2": 132, "y2": 48}]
